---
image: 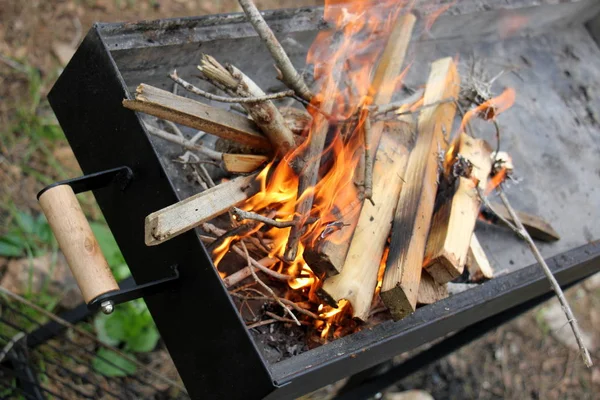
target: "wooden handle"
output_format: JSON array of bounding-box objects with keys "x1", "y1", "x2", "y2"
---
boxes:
[{"x1": 39, "y1": 185, "x2": 119, "y2": 303}]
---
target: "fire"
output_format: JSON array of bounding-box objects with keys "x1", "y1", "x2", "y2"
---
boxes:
[
  {"x1": 486, "y1": 167, "x2": 507, "y2": 195},
  {"x1": 214, "y1": 0, "x2": 426, "y2": 340},
  {"x1": 459, "y1": 88, "x2": 516, "y2": 133},
  {"x1": 216, "y1": 2, "x2": 414, "y2": 273}
]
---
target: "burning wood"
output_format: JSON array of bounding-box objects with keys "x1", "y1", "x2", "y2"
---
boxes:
[
  {"x1": 304, "y1": 13, "x2": 417, "y2": 277},
  {"x1": 121, "y1": 0, "x2": 590, "y2": 364},
  {"x1": 380, "y1": 57, "x2": 460, "y2": 321},
  {"x1": 320, "y1": 125, "x2": 411, "y2": 321},
  {"x1": 423, "y1": 133, "x2": 493, "y2": 284}
]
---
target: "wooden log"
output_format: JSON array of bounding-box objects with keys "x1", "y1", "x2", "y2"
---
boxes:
[
  {"x1": 320, "y1": 126, "x2": 411, "y2": 321},
  {"x1": 466, "y1": 233, "x2": 494, "y2": 282},
  {"x1": 303, "y1": 13, "x2": 417, "y2": 276},
  {"x1": 380, "y1": 57, "x2": 460, "y2": 321},
  {"x1": 199, "y1": 55, "x2": 296, "y2": 154},
  {"x1": 222, "y1": 154, "x2": 268, "y2": 174},
  {"x1": 145, "y1": 173, "x2": 259, "y2": 246},
  {"x1": 480, "y1": 203, "x2": 560, "y2": 242},
  {"x1": 417, "y1": 270, "x2": 448, "y2": 306},
  {"x1": 423, "y1": 133, "x2": 493, "y2": 284},
  {"x1": 123, "y1": 84, "x2": 271, "y2": 150}
]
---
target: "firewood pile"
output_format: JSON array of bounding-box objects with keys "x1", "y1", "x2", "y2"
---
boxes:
[{"x1": 121, "y1": 0, "x2": 588, "y2": 359}]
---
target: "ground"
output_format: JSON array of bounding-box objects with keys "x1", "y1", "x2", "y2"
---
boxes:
[{"x1": 0, "y1": 1, "x2": 598, "y2": 399}]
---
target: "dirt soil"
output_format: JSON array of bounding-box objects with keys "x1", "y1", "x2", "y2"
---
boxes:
[{"x1": 1, "y1": 1, "x2": 599, "y2": 399}]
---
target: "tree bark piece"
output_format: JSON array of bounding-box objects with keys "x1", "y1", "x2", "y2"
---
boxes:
[
  {"x1": 320, "y1": 127, "x2": 411, "y2": 321},
  {"x1": 237, "y1": 0, "x2": 313, "y2": 102},
  {"x1": 381, "y1": 57, "x2": 460, "y2": 321},
  {"x1": 199, "y1": 55, "x2": 296, "y2": 154},
  {"x1": 480, "y1": 202, "x2": 560, "y2": 242},
  {"x1": 222, "y1": 154, "x2": 268, "y2": 174},
  {"x1": 417, "y1": 270, "x2": 449, "y2": 306},
  {"x1": 145, "y1": 173, "x2": 259, "y2": 246},
  {"x1": 424, "y1": 133, "x2": 493, "y2": 284},
  {"x1": 303, "y1": 13, "x2": 417, "y2": 276},
  {"x1": 123, "y1": 84, "x2": 271, "y2": 150},
  {"x1": 466, "y1": 233, "x2": 494, "y2": 282}
]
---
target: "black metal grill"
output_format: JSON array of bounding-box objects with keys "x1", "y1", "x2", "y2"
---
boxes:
[{"x1": 39, "y1": 1, "x2": 600, "y2": 399}]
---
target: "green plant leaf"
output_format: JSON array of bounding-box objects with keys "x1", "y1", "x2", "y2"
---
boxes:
[
  {"x1": 92, "y1": 348, "x2": 136, "y2": 377},
  {"x1": 0, "y1": 239, "x2": 23, "y2": 257},
  {"x1": 112, "y1": 264, "x2": 131, "y2": 281},
  {"x1": 104, "y1": 312, "x2": 127, "y2": 343},
  {"x1": 126, "y1": 326, "x2": 160, "y2": 353},
  {"x1": 93, "y1": 314, "x2": 121, "y2": 347},
  {"x1": 34, "y1": 214, "x2": 53, "y2": 244},
  {"x1": 14, "y1": 211, "x2": 36, "y2": 235}
]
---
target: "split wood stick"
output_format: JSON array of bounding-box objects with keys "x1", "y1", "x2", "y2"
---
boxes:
[
  {"x1": 222, "y1": 154, "x2": 268, "y2": 174},
  {"x1": 480, "y1": 202, "x2": 560, "y2": 242},
  {"x1": 145, "y1": 173, "x2": 259, "y2": 246},
  {"x1": 237, "y1": 0, "x2": 313, "y2": 102},
  {"x1": 466, "y1": 233, "x2": 494, "y2": 282},
  {"x1": 417, "y1": 270, "x2": 448, "y2": 306},
  {"x1": 199, "y1": 55, "x2": 296, "y2": 154},
  {"x1": 423, "y1": 133, "x2": 493, "y2": 284},
  {"x1": 381, "y1": 57, "x2": 460, "y2": 321},
  {"x1": 144, "y1": 124, "x2": 223, "y2": 161},
  {"x1": 123, "y1": 84, "x2": 271, "y2": 150},
  {"x1": 320, "y1": 128, "x2": 410, "y2": 321},
  {"x1": 223, "y1": 257, "x2": 277, "y2": 288},
  {"x1": 303, "y1": 13, "x2": 417, "y2": 276}
]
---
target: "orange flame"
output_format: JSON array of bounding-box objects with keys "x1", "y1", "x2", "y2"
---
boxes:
[
  {"x1": 485, "y1": 167, "x2": 507, "y2": 195},
  {"x1": 215, "y1": 0, "x2": 451, "y2": 339},
  {"x1": 460, "y1": 88, "x2": 516, "y2": 133}
]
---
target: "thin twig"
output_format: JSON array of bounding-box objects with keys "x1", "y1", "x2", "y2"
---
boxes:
[
  {"x1": 363, "y1": 113, "x2": 374, "y2": 205},
  {"x1": 247, "y1": 319, "x2": 278, "y2": 329},
  {"x1": 206, "y1": 222, "x2": 255, "y2": 253},
  {"x1": 231, "y1": 207, "x2": 295, "y2": 228},
  {"x1": 198, "y1": 164, "x2": 216, "y2": 187},
  {"x1": 496, "y1": 189, "x2": 592, "y2": 368},
  {"x1": 492, "y1": 119, "x2": 501, "y2": 155},
  {"x1": 454, "y1": 100, "x2": 476, "y2": 138},
  {"x1": 145, "y1": 124, "x2": 223, "y2": 161},
  {"x1": 231, "y1": 292, "x2": 322, "y2": 320},
  {"x1": 237, "y1": 0, "x2": 313, "y2": 101},
  {"x1": 0, "y1": 286, "x2": 188, "y2": 392},
  {"x1": 265, "y1": 311, "x2": 308, "y2": 325},
  {"x1": 171, "y1": 71, "x2": 295, "y2": 103},
  {"x1": 164, "y1": 120, "x2": 184, "y2": 137},
  {"x1": 394, "y1": 98, "x2": 456, "y2": 117},
  {"x1": 241, "y1": 241, "x2": 301, "y2": 326},
  {"x1": 476, "y1": 187, "x2": 518, "y2": 232},
  {"x1": 232, "y1": 244, "x2": 289, "y2": 281},
  {"x1": 370, "y1": 88, "x2": 425, "y2": 116},
  {"x1": 202, "y1": 223, "x2": 290, "y2": 282},
  {"x1": 0, "y1": 53, "x2": 29, "y2": 74}
]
